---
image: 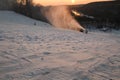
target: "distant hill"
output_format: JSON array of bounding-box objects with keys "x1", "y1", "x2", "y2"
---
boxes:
[{"x1": 73, "y1": 1, "x2": 120, "y2": 23}]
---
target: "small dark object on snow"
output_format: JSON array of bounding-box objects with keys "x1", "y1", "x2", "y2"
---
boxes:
[
  {"x1": 41, "y1": 57, "x2": 44, "y2": 60},
  {"x1": 80, "y1": 29, "x2": 88, "y2": 34},
  {"x1": 43, "y1": 52, "x2": 51, "y2": 55},
  {"x1": 85, "y1": 30, "x2": 88, "y2": 34},
  {"x1": 34, "y1": 22, "x2": 36, "y2": 25}
]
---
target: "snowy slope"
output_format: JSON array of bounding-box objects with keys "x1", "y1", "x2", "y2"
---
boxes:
[{"x1": 0, "y1": 11, "x2": 120, "y2": 80}]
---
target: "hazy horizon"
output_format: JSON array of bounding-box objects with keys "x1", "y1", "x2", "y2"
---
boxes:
[{"x1": 33, "y1": 0, "x2": 112, "y2": 6}]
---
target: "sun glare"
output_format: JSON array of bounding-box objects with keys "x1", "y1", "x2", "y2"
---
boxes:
[
  {"x1": 71, "y1": 0, "x2": 75, "y2": 3},
  {"x1": 72, "y1": 10, "x2": 81, "y2": 16}
]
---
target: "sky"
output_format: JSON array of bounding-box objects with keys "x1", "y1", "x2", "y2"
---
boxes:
[{"x1": 33, "y1": 0, "x2": 111, "y2": 6}]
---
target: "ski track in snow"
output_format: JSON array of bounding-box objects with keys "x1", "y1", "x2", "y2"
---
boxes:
[{"x1": 0, "y1": 11, "x2": 120, "y2": 80}]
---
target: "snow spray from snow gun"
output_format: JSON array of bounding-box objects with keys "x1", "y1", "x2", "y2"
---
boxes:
[{"x1": 40, "y1": 5, "x2": 88, "y2": 33}]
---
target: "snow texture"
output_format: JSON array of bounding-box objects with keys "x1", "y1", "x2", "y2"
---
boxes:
[{"x1": 0, "y1": 11, "x2": 120, "y2": 80}]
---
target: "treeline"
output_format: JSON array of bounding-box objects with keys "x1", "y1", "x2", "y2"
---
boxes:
[
  {"x1": 14, "y1": 0, "x2": 32, "y2": 16},
  {"x1": 13, "y1": 0, "x2": 48, "y2": 23},
  {"x1": 0, "y1": 0, "x2": 16, "y2": 10}
]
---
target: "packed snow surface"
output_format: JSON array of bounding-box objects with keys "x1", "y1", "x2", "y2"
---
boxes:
[{"x1": 0, "y1": 11, "x2": 120, "y2": 80}]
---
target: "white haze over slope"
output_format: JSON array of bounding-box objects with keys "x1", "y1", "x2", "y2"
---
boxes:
[
  {"x1": 0, "y1": 11, "x2": 120, "y2": 80},
  {"x1": 40, "y1": 6, "x2": 87, "y2": 32}
]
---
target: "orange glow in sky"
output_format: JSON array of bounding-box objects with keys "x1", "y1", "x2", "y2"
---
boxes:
[
  {"x1": 33, "y1": 0, "x2": 111, "y2": 6},
  {"x1": 72, "y1": 0, "x2": 75, "y2": 4}
]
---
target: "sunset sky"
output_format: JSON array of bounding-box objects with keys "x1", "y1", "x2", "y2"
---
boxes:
[{"x1": 33, "y1": 0, "x2": 111, "y2": 6}]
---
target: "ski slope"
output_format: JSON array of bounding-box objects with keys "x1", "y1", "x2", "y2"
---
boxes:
[{"x1": 0, "y1": 11, "x2": 120, "y2": 80}]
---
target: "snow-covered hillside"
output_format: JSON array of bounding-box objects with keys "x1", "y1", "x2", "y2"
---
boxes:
[{"x1": 0, "y1": 11, "x2": 120, "y2": 80}]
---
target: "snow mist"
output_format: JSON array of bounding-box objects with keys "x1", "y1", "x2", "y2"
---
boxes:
[{"x1": 40, "y1": 5, "x2": 87, "y2": 33}]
